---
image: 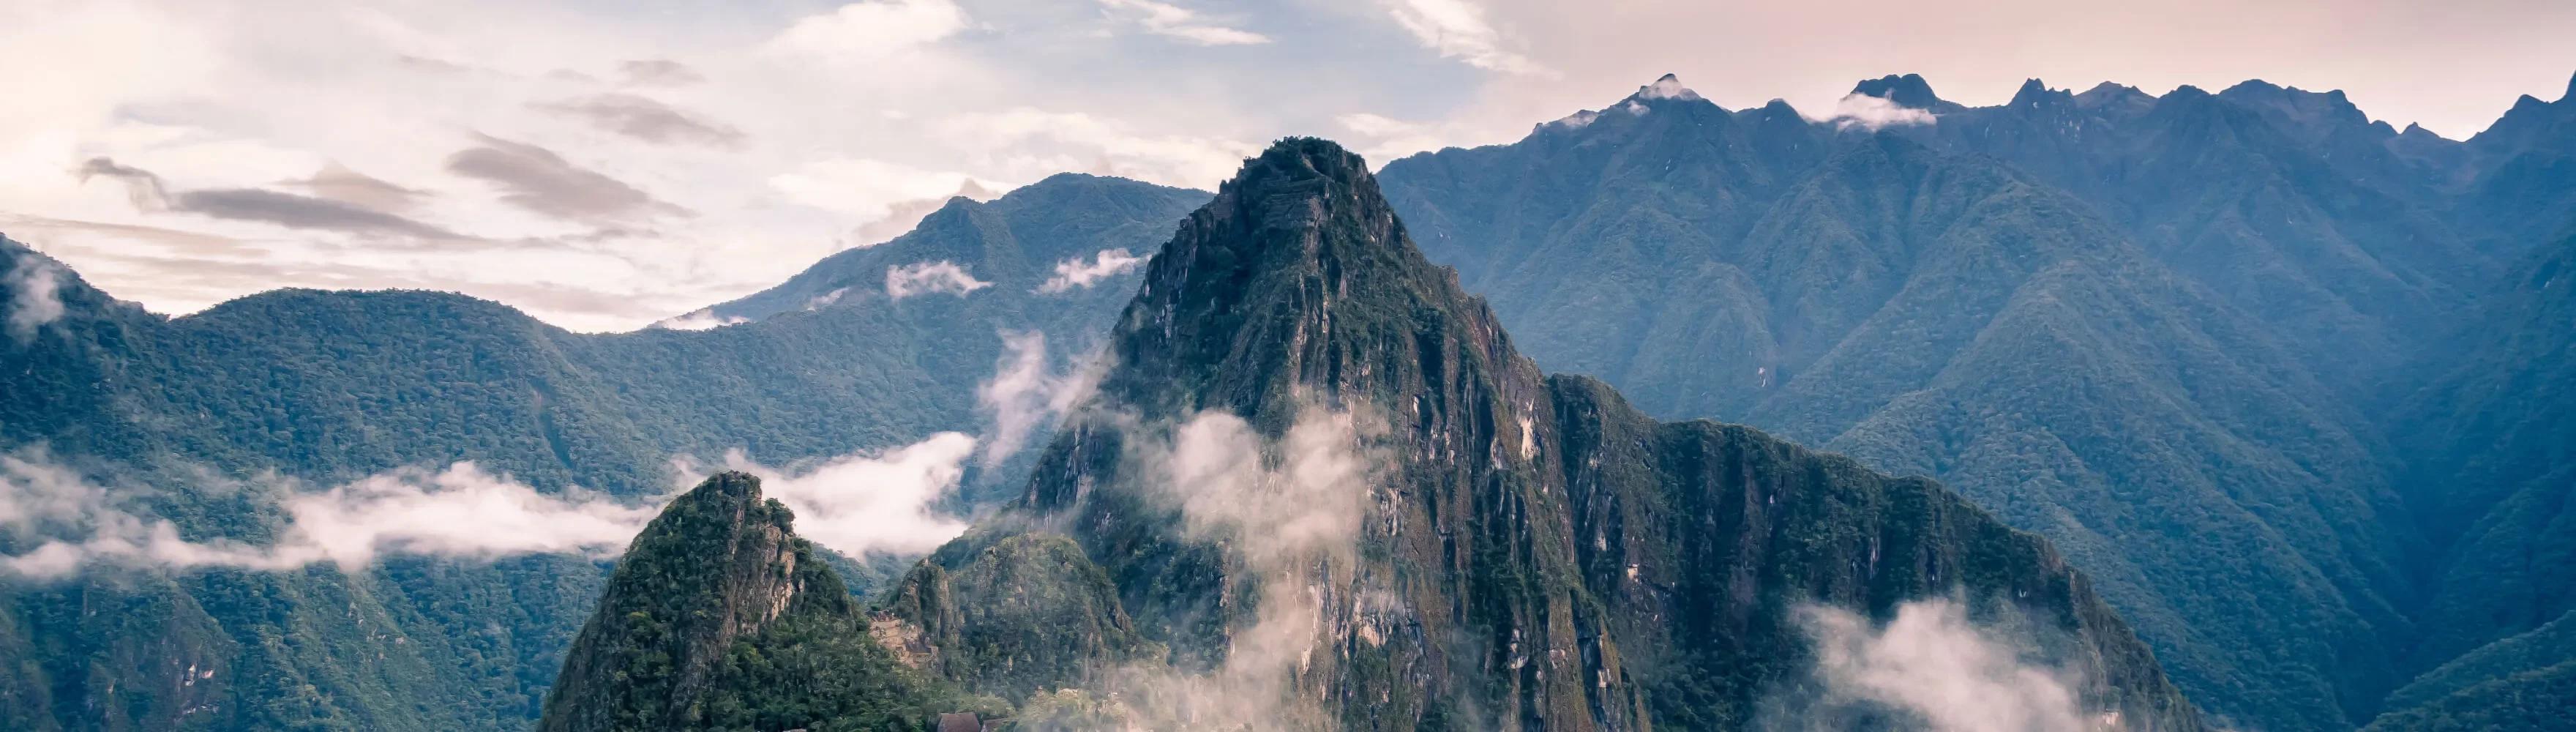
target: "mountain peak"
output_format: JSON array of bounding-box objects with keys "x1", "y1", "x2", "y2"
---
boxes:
[
  {"x1": 1633, "y1": 72, "x2": 1703, "y2": 101},
  {"x1": 1852, "y1": 72, "x2": 1949, "y2": 110},
  {"x1": 2009, "y1": 78, "x2": 2072, "y2": 108}
]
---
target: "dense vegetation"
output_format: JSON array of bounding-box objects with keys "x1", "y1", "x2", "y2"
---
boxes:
[
  {"x1": 0, "y1": 172, "x2": 1201, "y2": 731},
  {"x1": 539, "y1": 472, "x2": 990, "y2": 732},
  {"x1": 1376, "y1": 73, "x2": 2576, "y2": 731}
]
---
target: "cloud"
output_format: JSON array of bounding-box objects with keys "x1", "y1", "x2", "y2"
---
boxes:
[
  {"x1": 885, "y1": 260, "x2": 991, "y2": 299},
  {"x1": 974, "y1": 331, "x2": 1104, "y2": 464},
  {"x1": 444, "y1": 133, "x2": 692, "y2": 224},
  {"x1": 1096, "y1": 0, "x2": 1270, "y2": 46},
  {"x1": 0, "y1": 451, "x2": 658, "y2": 579},
  {"x1": 6, "y1": 255, "x2": 67, "y2": 343},
  {"x1": 535, "y1": 93, "x2": 746, "y2": 148},
  {"x1": 763, "y1": 0, "x2": 973, "y2": 64},
  {"x1": 1067, "y1": 406, "x2": 1380, "y2": 725},
  {"x1": 803, "y1": 286, "x2": 852, "y2": 310},
  {"x1": 1379, "y1": 0, "x2": 1544, "y2": 75},
  {"x1": 617, "y1": 59, "x2": 705, "y2": 86},
  {"x1": 1157, "y1": 409, "x2": 1372, "y2": 569},
  {"x1": 1037, "y1": 247, "x2": 1147, "y2": 294},
  {"x1": 1819, "y1": 92, "x2": 1939, "y2": 131},
  {"x1": 1767, "y1": 599, "x2": 2094, "y2": 732},
  {"x1": 75, "y1": 157, "x2": 170, "y2": 209},
  {"x1": 78, "y1": 157, "x2": 467, "y2": 239},
  {"x1": 649, "y1": 307, "x2": 747, "y2": 331},
  {"x1": 280, "y1": 163, "x2": 427, "y2": 213},
  {"x1": 701, "y1": 433, "x2": 978, "y2": 557}
]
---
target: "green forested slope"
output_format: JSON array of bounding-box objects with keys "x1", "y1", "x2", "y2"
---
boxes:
[
  {"x1": 1377, "y1": 82, "x2": 2425, "y2": 729},
  {"x1": 539, "y1": 472, "x2": 982, "y2": 732},
  {"x1": 0, "y1": 172, "x2": 1201, "y2": 731}
]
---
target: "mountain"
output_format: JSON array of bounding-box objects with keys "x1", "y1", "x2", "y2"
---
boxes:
[
  {"x1": 538, "y1": 471, "x2": 982, "y2": 732},
  {"x1": 2460, "y1": 73, "x2": 2576, "y2": 246},
  {"x1": 698, "y1": 173, "x2": 1206, "y2": 324},
  {"x1": 0, "y1": 171, "x2": 1199, "y2": 731},
  {"x1": 2365, "y1": 609, "x2": 2576, "y2": 731},
  {"x1": 1376, "y1": 78, "x2": 2423, "y2": 731},
  {"x1": 846, "y1": 138, "x2": 2206, "y2": 730},
  {"x1": 2381, "y1": 231, "x2": 2576, "y2": 706}
]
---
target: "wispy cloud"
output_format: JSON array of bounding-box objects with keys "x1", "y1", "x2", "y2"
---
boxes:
[
  {"x1": 1036, "y1": 247, "x2": 1146, "y2": 293},
  {"x1": 1765, "y1": 599, "x2": 2095, "y2": 732},
  {"x1": 5, "y1": 256, "x2": 66, "y2": 343},
  {"x1": 762, "y1": 0, "x2": 973, "y2": 64},
  {"x1": 1379, "y1": 0, "x2": 1544, "y2": 75},
  {"x1": 648, "y1": 307, "x2": 746, "y2": 331},
  {"x1": 534, "y1": 93, "x2": 746, "y2": 148},
  {"x1": 279, "y1": 163, "x2": 428, "y2": 213},
  {"x1": 1061, "y1": 406, "x2": 1382, "y2": 724},
  {"x1": 694, "y1": 433, "x2": 978, "y2": 557},
  {"x1": 78, "y1": 157, "x2": 467, "y2": 239},
  {"x1": 1819, "y1": 92, "x2": 1939, "y2": 131},
  {"x1": 0, "y1": 451, "x2": 657, "y2": 579},
  {"x1": 974, "y1": 330, "x2": 1104, "y2": 464},
  {"x1": 884, "y1": 260, "x2": 991, "y2": 299},
  {"x1": 616, "y1": 59, "x2": 705, "y2": 86},
  {"x1": 1097, "y1": 0, "x2": 1270, "y2": 46},
  {"x1": 445, "y1": 133, "x2": 692, "y2": 224}
]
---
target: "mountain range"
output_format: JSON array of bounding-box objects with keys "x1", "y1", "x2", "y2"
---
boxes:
[
  {"x1": 1374, "y1": 72, "x2": 2576, "y2": 731},
  {"x1": 0, "y1": 70, "x2": 2570, "y2": 731},
  {"x1": 547, "y1": 138, "x2": 2206, "y2": 731}
]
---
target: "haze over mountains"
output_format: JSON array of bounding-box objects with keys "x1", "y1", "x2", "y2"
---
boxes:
[{"x1": 1, "y1": 70, "x2": 2572, "y2": 732}]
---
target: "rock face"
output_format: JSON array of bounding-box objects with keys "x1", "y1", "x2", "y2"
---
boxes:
[{"x1": 907, "y1": 138, "x2": 2207, "y2": 730}]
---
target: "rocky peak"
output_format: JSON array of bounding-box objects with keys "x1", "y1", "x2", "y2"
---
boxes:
[
  {"x1": 1852, "y1": 72, "x2": 1958, "y2": 111},
  {"x1": 2007, "y1": 78, "x2": 2072, "y2": 109}
]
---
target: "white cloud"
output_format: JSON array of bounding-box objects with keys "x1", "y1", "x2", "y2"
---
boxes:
[
  {"x1": 802, "y1": 286, "x2": 852, "y2": 310},
  {"x1": 1379, "y1": 0, "x2": 1544, "y2": 75},
  {"x1": 649, "y1": 307, "x2": 746, "y2": 331},
  {"x1": 1819, "y1": 92, "x2": 1938, "y2": 131},
  {"x1": 884, "y1": 260, "x2": 992, "y2": 299},
  {"x1": 274, "y1": 464, "x2": 657, "y2": 569},
  {"x1": 761, "y1": 0, "x2": 973, "y2": 64},
  {"x1": 705, "y1": 433, "x2": 977, "y2": 557},
  {"x1": 1775, "y1": 599, "x2": 2094, "y2": 732},
  {"x1": 1067, "y1": 406, "x2": 1380, "y2": 725},
  {"x1": 1636, "y1": 74, "x2": 1701, "y2": 101},
  {"x1": 1036, "y1": 247, "x2": 1147, "y2": 294},
  {"x1": 1097, "y1": 0, "x2": 1270, "y2": 46},
  {"x1": 6, "y1": 256, "x2": 67, "y2": 342},
  {"x1": 0, "y1": 452, "x2": 658, "y2": 578},
  {"x1": 974, "y1": 330, "x2": 1104, "y2": 464}
]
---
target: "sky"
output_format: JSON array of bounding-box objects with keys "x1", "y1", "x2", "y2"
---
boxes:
[{"x1": 3, "y1": 0, "x2": 2571, "y2": 332}]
